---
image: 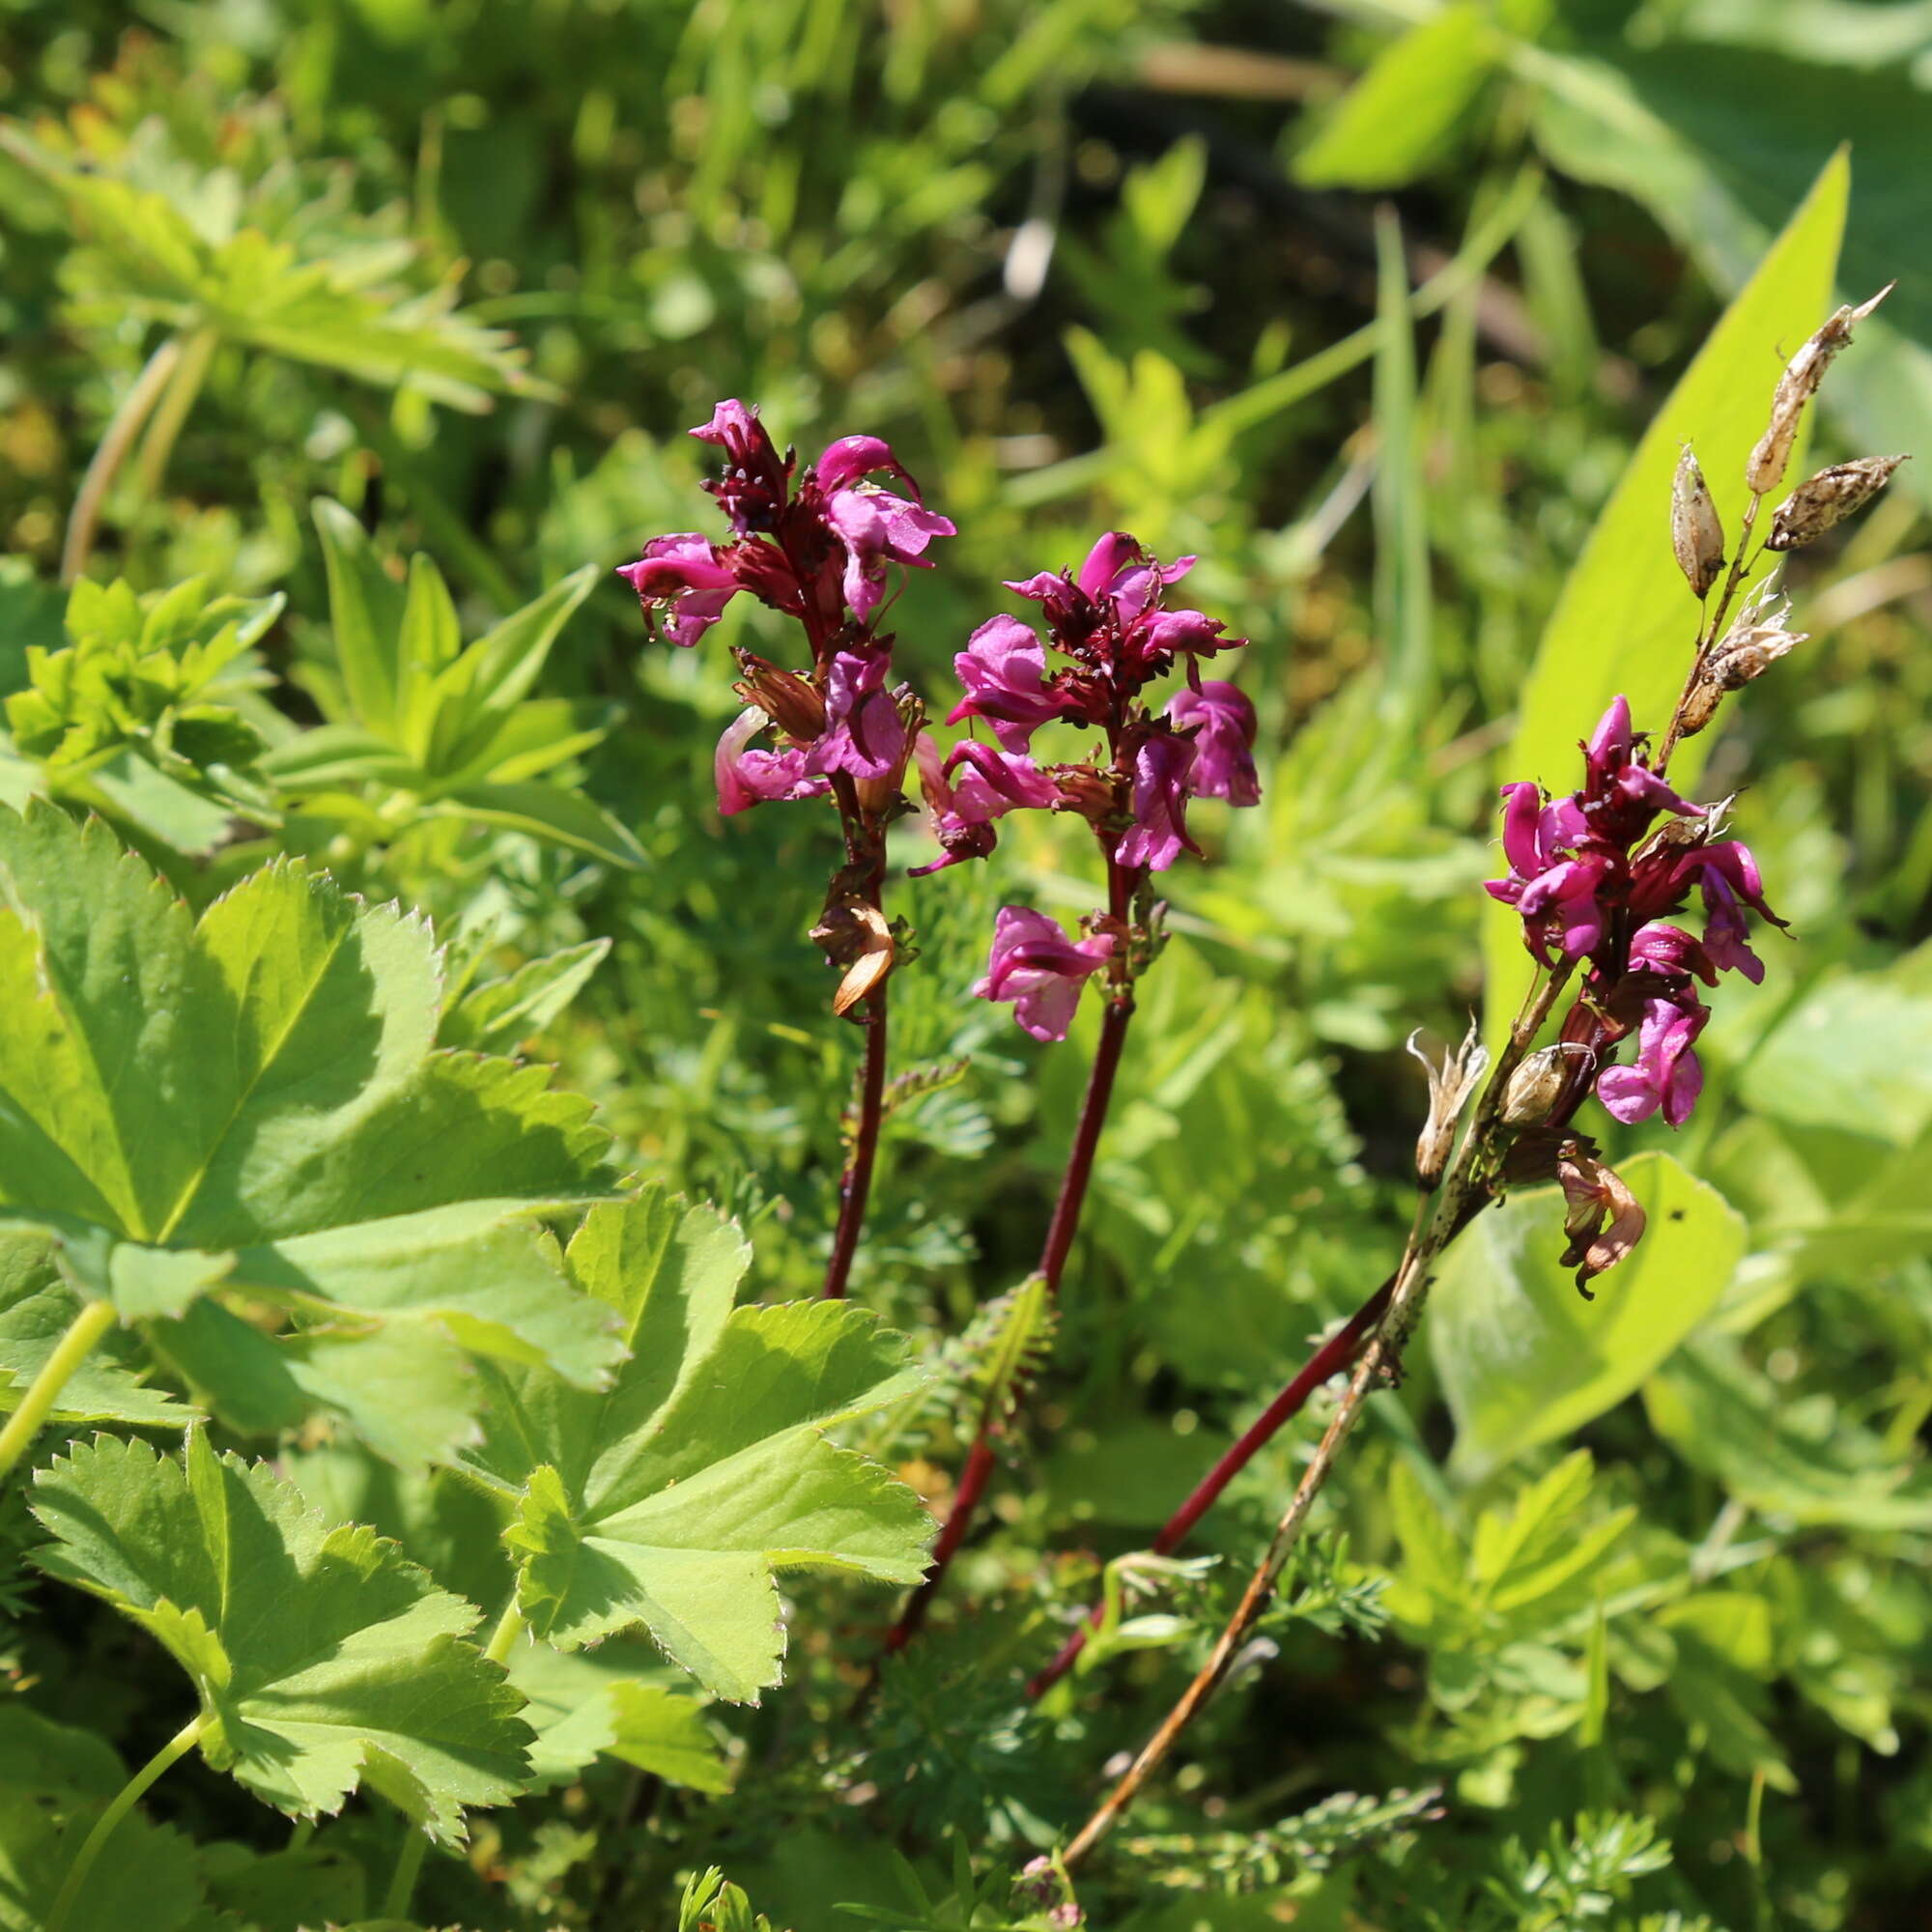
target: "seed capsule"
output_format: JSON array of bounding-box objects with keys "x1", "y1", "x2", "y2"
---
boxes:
[
  {"x1": 1766, "y1": 454, "x2": 1908, "y2": 553},
  {"x1": 1499, "y1": 1045, "x2": 1575, "y2": 1128},
  {"x1": 1670, "y1": 448, "x2": 1725, "y2": 598},
  {"x1": 1745, "y1": 286, "x2": 1890, "y2": 497}
]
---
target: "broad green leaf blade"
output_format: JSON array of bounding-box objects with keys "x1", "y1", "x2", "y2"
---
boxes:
[
  {"x1": 0, "y1": 1703, "x2": 124, "y2": 1803},
  {"x1": 230, "y1": 1200, "x2": 620, "y2": 1386},
  {"x1": 395, "y1": 553, "x2": 463, "y2": 761},
  {"x1": 312, "y1": 499, "x2": 407, "y2": 737},
  {"x1": 463, "y1": 1192, "x2": 933, "y2": 1701},
  {"x1": 1294, "y1": 5, "x2": 1497, "y2": 190},
  {"x1": 259, "y1": 724, "x2": 421, "y2": 791},
  {"x1": 31, "y1": 1431, "x2": 532, "y2": 1841},
  {"x1": 0, "y1": 1232, "x2": 194, "y2": 1426},
  {"x1": 1645, "y1": 1336, "x2": 1932, "y2": 1531},
  {"x1": 430, "y1": 781, "x2": 648, "y2": 870},
  {"x1": 440, "y1": 937, "x2": 611, "y2": 1051},
  {"x1": 1430, "y1": 1151, "x2": 1746, "y2": 1480},
  {"x1": 0, "y1": 804, "x2": 617, "y2": 1451},
  {"x1": 1481, "y1": 151, "x2": 1847, "y2": 1042}
]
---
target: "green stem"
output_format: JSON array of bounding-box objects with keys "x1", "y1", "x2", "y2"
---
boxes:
[
  {"x1": 47, "y1": 1713, "x2": 207, "y2": 1932},
  {"x1": 483, "y1": 1598, "x2": 526, "y2": 1665},
  {"x1": 383, "y1": 1828, "x2": 430, "y2": 1921},
  {"x1": 132, "y1": 327, "x2": 220, "y2": 499},
  {"x1": 0, "y1": 1298, "x2": 117, "y2": 1485},
  {"x1": 61, "y1": 335, "x2": 185, "y2": 585}
]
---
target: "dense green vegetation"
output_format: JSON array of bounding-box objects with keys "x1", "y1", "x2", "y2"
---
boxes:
[{"x1": 0, "y1": 2, "x2": 1928, "y2": 1927}]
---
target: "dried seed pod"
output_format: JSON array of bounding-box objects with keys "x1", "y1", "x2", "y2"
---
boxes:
[
  {"x1": 1745, "y1": 286, "x2": 1891, "y2": 497},
  {"x1": 1407, "y1": 1023, "x2": 1489, "y2": 1189},
  {"x1": 1670, "y1": 447, "x2": 1725, "y2": 598},
  {"x1": 1766, "y1": 454, "x2": 1909, "y2": 552},
  {"x1": 1706, "y1": 610, "x2": 1806, "y2": 692},
  {"x1": 1672, "y1": 675, "x2": 1723, "y2": 742},
  {"x1": 1557, "y1": 1140, "x2": 1646, "y2": 1298},
  {"x1": 1499, "y1": 1044, "x2": 1577, "y2": 1128}
]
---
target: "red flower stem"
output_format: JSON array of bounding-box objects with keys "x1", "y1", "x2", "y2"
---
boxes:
[
  {"x1": 1025, "y1": 1269, "x2": 1397, "y2": 1698},
  {"x1": 821, "y1": 778, "x2": 891, "y2": 1303},
  {"x1": 821, "y1": 980, "x2": 889, "y2": 1301},
  {"x1": 880, "y1": 856, "x2": 1139, "y2": 1652}
]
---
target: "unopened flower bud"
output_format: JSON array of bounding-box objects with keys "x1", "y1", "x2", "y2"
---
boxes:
[
  {"x1": 1670, "y1": 447, "x2": 1725, "y2": 598},
  {"x1": 731, "y1": 649, "x2": 825, "y2": 740},
  {"x1": 1499, "y1": 1045, "x2": 1575, "y2": 1128},
  {"x1": 1746, "y1": 285, "x2": 1890, "y2": 497},
  {"x1": 1766, "y1": 454, "x2": 1908, "y2": 552}
]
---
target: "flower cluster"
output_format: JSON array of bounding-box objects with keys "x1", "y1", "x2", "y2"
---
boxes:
[
  {"x1": 1487, "y1": 695, "x2": 1782, "y2": 1135},
  {"x1": 618, "y1": 400, "x2": 953, "y2": 817},
  {"x1": 923, "y1": 532, "x2": 1257, "y2": 1038}
]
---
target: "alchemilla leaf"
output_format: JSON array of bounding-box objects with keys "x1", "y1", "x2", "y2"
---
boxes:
[
  {"x1": 31, "y1": 1430, "x2": 532, "y2": 1841},
  {"x1": 460, "y1": 1189, "x2": 934, "y2": 1701},
  {"x1": 0, "y1": 802, "x2": 621, "y2": 1454}
]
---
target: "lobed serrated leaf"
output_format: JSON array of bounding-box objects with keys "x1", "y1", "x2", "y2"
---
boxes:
[
  {"x1": 0, "y1": 804, "x2": 618, "y2": 1458},
  {"x1": 30, "y1": 1430, "x2": 532, "y2": 1841},
  {"x1": 460, "y1": 1190, "x2": 934, "y2": 1700}
]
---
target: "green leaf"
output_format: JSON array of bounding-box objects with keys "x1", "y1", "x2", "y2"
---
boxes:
[
  {"x1": 312, "y1": 499, "x2": 407, "y2": 738},
  {"x1": 424, "y1": 565, "x2": 599, "y2": 777},
  {"x1": 1645, "y1": 1335, "x2": 1932, "y2": 1531},
  {"x1": 440, "y1": 938, "x2": 611, "y2": 1051},
  {"x1": 1430, "y1": 1152, "x2": 1747, "y2": 1479},
  {"x1": 507, "y1": 1643, "x2": 730, "y2": 1794},
  {"x1": 429, "y1": 781, "x2": 648, "y2": 870},
  {"x1": 0, "y1": 1802, "x2": 207, "y2": 1932},
  {"x1": 31, "y1": 1430, "x2": 533, "y2": 1840},
  {"x1": 1293, "y1": 6, "x2": 1497, "y2": 190},
  {"x1": 0, "y1": 1230, "x2": 193, "y2": 1426},
  {"x1": 0, "y1": 1704, "x2": 123, "y2": 1803},
  {"x1": 0, "y1": 804, "x2": 618, "y2": 1454},
  {"x1": 460, "y1": 1191, "x2": 933, "y2": 1701},
  {"x1": 1482, "y1": 150, "x2": 1847, "y2": 1041}
]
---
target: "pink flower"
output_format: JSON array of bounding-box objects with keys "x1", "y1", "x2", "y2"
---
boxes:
[
  {"x1": 806, "y1": 644, "x2": 906, "y2": 781},
  {"x1": 1167, "y1": 680, "x2": 1260, "y2": 806},
  {"x1": 1596, "y1": 995, "x2": 1707, "y2": 1127},
  {"x1": 1117, "y1": 732, "x2": 1198, "y2": 872},
  {"x1": 823, "y1": 484, "x2": 954, "y2": 623},
  {"x1": 909, "y1": 736, "x2": 1058, "y2": 876},
  {"x1": 946, "y1": 614, "x2": 1074, "y2": 752},
  {"x1": 1004, "y1": 532, "x2": 1235, "y2": 690},
  {"x1": 1699, "y1": 868, "x2": 1765, "y2": 983},
  {"x1": 616, "y1": 534, "x2": 742, "y2": 647},
  {"x1": 973, "y1": 905, "x2": 1115, "y2": 1042},
  {"x1": 714, "y1": 709, "x2": 830, "y2": 815}
]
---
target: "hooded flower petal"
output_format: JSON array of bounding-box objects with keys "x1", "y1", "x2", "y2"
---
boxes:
[
  {"x1": 806, "y1": 644, "x2": 906, "y2": 781},
  {"x1": 714, "y1": 709, "x2": 831, "y2": 815},
  {"x1": 946, "y1": 614, "x2": 1071, "y2": 751},
  {"x1": 1167, "y1": 680, "x2": 1260, "y2": 806},
  {"x1": 825, "y1": 487, "x2": 954, "y2": 621},
  {"x1": 973, "y1": 905, "x2": 1115, "y2": 1043},
  {"x1": 616, "y1": 534, "x2": 741, "y2": 646},
  {"x1": 1116, "y1": 732, "x2": 1198, "y2": 871},
  {"x1": 1596, "y1": 995, "x2": 1707, "y2": 1127}
]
